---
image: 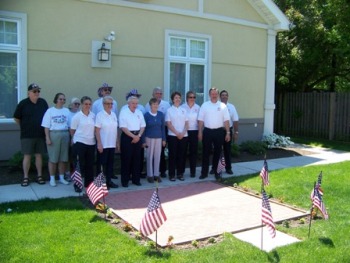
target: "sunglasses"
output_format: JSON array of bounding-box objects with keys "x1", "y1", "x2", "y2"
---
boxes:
[
  {"x1": 103, "y1": 88, "x2": 112, "y2": 92},
  {"x1": 104, "y1": 102, "x2": 113, "y2": 105},
  {"x1": 32, "y1": 90, "x2": 41, "y2": 94},
  {"x1": 74, "y1": 103, "x2": 81, "y2": 106},
  {"x1": 188, "y1": 96, "x2": 196, "y2": 99}
]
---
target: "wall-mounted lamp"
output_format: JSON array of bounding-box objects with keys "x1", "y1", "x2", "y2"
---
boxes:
[{"x1": 98, "y1": 43, "x2": 110, "y2": 61}]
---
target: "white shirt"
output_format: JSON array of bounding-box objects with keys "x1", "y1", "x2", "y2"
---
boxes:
[
  {"x1": 119, "y1": 107, "x2": 146, "y2": 131},
  {"x1": 92, "y1": 97, "x2": 118, "y2": 116},
  {"x1": 181, "y1": 103, "x2": 200, "y2": 131},
  {"x1": 95, "y1": 110, "x2": 118, "y2": 148},
  {"x1": 41, "y1": 107, "x2": 70, "y2": 130},
  {"x1": 120, "y1": 103, "x2": 146, "y2": 114},
  {"x1": 68, "y1": 110, "x2": 78, "y2": 128},
  {"x1": 145, "y1": 99, "x2": 170, "y2": 114},
  {"x1": 197, "y1": 100, "x2": 230, "y2": 129},
  {"x1": 70, "y1": 111, "x2": 96, "y2": 145},
  {"x1": 165, "y1": 105, "x2": 188, "y2": 137},
  {"x1": 226, "y1": 102, "x2": 239, "y2": 127}
]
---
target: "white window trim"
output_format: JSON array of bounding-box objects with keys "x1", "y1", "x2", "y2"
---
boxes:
[
  {"x1": 164, "y1": 30, "x2": 212, "y2": 102},
  {"x1": 0, "y1": 11, "x2": 27, "y2": 123}
]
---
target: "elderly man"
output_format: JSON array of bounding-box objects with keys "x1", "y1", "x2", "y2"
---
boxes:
[
  {"x1": 14, "y1": 83, "x2": 49, "y2": 187},
  {"x1": 145, "y1": 87, "x2": 170, "y2": 178},
  {"x1": 92, "y1": 83, "x2": 118, "y2": 115},
  {"x1": 119, "y1": 96, "x2": 146, "y2": 187},
  {"x1": 198, "y1": 87, "x2": 230, "y2": 180}
]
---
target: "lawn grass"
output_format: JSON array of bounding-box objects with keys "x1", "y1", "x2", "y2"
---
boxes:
[{"x1": 1, "y1": 138, "x2": 350, "y2": 262}]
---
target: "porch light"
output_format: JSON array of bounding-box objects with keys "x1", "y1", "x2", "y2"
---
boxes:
[{"x1": 98, "y1": 43, "x2": 110, "y2": 61}]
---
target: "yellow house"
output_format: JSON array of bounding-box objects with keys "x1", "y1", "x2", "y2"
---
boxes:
[{"x1": 0, "y1": 0, "x2": 290, "y2": 160}]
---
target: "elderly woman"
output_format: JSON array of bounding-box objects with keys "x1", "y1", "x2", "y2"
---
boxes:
[
  {"x1": 165, "y1": 92, "x2": 188, "y2": 181},
  {"x1": 143, "y1": 98, "x2": 166, "y2": 183},
  {"x1": 70, "y1": 96, "x2": 95, "y2": 192},
  {"x1": 119, "y1": 96, "x2": 146, "y2": 187},
  {"x1": 181, "y1": 91, "x2": 200, "y2": 177},
  {"x1": 41, "y1": 93, "x2": 70, "y2": 187},
  {"x1": 95, "y1": 96, "x2": 119, "y2": 189}
]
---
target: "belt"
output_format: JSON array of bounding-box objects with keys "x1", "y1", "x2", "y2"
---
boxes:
[
  {"x1": 204, "y1": 127, "x2": 223, "y2": 131},
  {"x1": 50, "y1": 130, "x2": 68, "y2": 132},
  {"x1": 129, "y1": 130, "x2": 140, "y2": 135}
]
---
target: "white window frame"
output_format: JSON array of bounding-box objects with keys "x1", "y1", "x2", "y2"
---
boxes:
[
  {"x1": 0, "y1": 11, "x2": 27, "y2": 123},
  {"x1": 164, "y1": 30, "x2": 211, "y2": 103}
]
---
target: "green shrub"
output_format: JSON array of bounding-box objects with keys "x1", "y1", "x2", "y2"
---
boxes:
[
  {"x1": 239, "y1": 141, "x2": 267, "y2": 155},
  {"x1": 8, "y1": 151, "x2": 48, "y2": 172}
]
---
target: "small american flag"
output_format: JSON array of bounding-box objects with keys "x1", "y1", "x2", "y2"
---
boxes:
[
  {"x1": 140, "y1": 190, "x2": 167, "y2": 236},
  {"x1": 310, "y1": 171, "x2": 323, "y2": 200},
  {"x1": 71, "y1": 160, "x2": 83, "y2": 190},
  {"x1": 260, "y1": 159, "x2": 269, "y2": 186},
  {"x1": 312, "y1": 183, "x2": 328, "y2": 220},
  {"x1": 217, "y1": 152, "x2": 226, "y2": 175},
  {"x1": 86, "y1": 172, "x2": 108, "y2": 205},
  {"x1": 262, "y1": 190, "x2": 276, "y2": 238}
]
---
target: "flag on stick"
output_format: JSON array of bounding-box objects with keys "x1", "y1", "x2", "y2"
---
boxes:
[
  {"x1": 312, "y1": 183, "x2": 328, "y2": 220},
  {"x1": 140, "y1": 190, "x2": 167, "y2": 236},
  {"x1": 217, "y1": 152, "x2": 226, "y2": 175},
  {"x1": 86, "y1": 172, "x2": 108, "y2": 205},
  {"x1": 71, "y1": 160, "x2": 83, "y2": 190},
  {"x1": 310, "y1": 171, "x2": 323, "y2": 199},
  {"x1": 262, "y1": 190, "x2": 276, "y2": 238},
  {"x1": 260, "y1": 159, "x2": 269, "y2": 186}
]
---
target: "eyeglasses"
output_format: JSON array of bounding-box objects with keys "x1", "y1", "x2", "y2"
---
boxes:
[
  {"x1": 74, "y1": 103, "x2": 80, "y2": 106},
  {"x1": 104, "y1": 102, "x2": 113, "y2": 105},
  {"x1": 58, "y1": 98, "x2": 66, "y2": 101},
  {"x1": 83, "y1": 103, "x2": 91, "y2": 106},
  {"x1": 103, "y1": 88, "x2": 112, "y2": 92},
  {"x1": 32, "y1": 90, "x2": 41, "y2": 94},
  {"x1": 188, "y1": 96, "x2": 196, "y2": 99}
]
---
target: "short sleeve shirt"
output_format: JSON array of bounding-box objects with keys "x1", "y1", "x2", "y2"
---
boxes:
[
  {"x1": 92, "y1": 97, "x2": 118, "y2": 116},
  {"x1": 226, "y1": 103, "x2": 239, "y2": 127},
  {"x1": 70, "y1": 111, "x2": 96, "y2": 145},
  {"x1": 95, "y1": 110, "x2": 118, "y2": 148},
  {"x1": 119, "y1": 107, "x2": 146, "y2": 131},
  {"x1": 197, "y1": 101, "x2": 230, "y2": 129},
  {"x1": 181, "y1": 103, "x2": 200, "y2": 131},
  {"x1": 41, "y1": 107, "x2": 70, "y2": 131},
  {"x1": 13, "y1": 97, "x2": 48, "y2": 138},
  {"x1": 165, "y1": 105, "x2": 188, "y2": 137}
]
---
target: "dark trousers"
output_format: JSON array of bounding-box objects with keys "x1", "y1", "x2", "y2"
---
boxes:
[
  {"x1": 167, "y1": 135, "x2": 188, "y2": 177},
  {"x1": 183, "y1": 130, "x2": 198, "y2": 175},
  {"x1": 73, "y1": 142, "x2": 95, "y2": 187},
  {"x1": 222, "y1": 128, "x2": 233, "y2": 170},
  {"x1": 120, "y1": 132, "x2": 142, "y2": 186},
  {"x1": 201, "y1": 128, "x2": 225, "y2": 176},
  {"x1": 98, "y1": 148, "x2": 115, "y2": 185}
]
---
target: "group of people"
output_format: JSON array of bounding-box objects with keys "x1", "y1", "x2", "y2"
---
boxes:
[{"x1": 13, "y1": 83, "x2": 239, "y2": 192}]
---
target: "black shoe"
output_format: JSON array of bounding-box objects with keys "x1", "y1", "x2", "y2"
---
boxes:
[
  {"x1": 215, "y1": 173, "x2": 222, "y2": 181},
  {"x1": 74, "y1": 184, "x2": 82, "y2": 193},
  {"x1": 177, "y1": 175, "x2": 185, "y2": 181},
  {"x1": 107, "y1": 182, "x2": 119, "y2": 188},
  {"x1": 122, "y1": 183, "x2": 128, "y2": 188},
  {"x1": 199, "y1": 174, "x2": 208, "y2": 179},
  {"x1": 226, "y1": 169, "x2": 233, "y2": 175},
  {"x1": 160, "y1": 173, "x2": 167, "y2": 178},
  {"x1": 190, "y1": 173, "x2": 196, "y2": 178},
  {"x1": 140, "y1": 172, "x2": 147, "y2": 179},
  {"x1": 209, "y1": 169, "x2": 215, "y2": 175},
  {"x1": 147, "y1": 177, "x2": 154, "y2": 183},
  {"x1": 133, "y1": 182, "x2": 142, "y2": 186},
  {"x1": 111, "y1": 175, "x2": 118, "y2": 179},
  {"x1": 169, "y1": 176, "x2": 176, "y2": 182}
]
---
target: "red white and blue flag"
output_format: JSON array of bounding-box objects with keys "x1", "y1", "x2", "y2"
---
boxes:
[
  {"x1": 260, "y1": 159, "x2": 270, "y2": 186},
  {"x1": 217, "y1": 152, "x2": 226, "y2": 175},
  {"x1": 86, "y1": 172, "x2": 108, "y2": 205},
  {"x1": 140, "y1": 190, "x2": 167, "y2": 236},
  {"x1": 71, "y1": 160, "x2": 83, "y2": 190},
  {"x1": 311, "y1": 182, "x2": 328, "y2": 220},
  {"x1": 310, "y1": 171, "x2": 323, "y2": 199},
  {"x1": 262, "y1": 190, "x2": 276, "y2": 238}
]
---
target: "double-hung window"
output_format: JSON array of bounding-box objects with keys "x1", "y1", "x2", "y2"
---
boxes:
[
  {"x1": 165, "y1": 31, "x2": 211, "y2": 105},
  {"x1": 0, "y1": 11, "x2": 26, "y2": 121}
]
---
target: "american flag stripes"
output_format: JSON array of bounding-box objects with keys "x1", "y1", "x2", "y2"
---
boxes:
[
  {"x1": 71, "y1": 160, "x2": 83, "y2": 190},
  {"x1": 310, "y1": 171, "x2": 323, "y2": 199},
  {"x1": 262, "y1": 190, "x2": 276, "y2": 238},
  {"x1": 260, "y1": 159, "x2": 269, "y2": 186},
  {"x1": 140, "y1": 190, "x2": 167, "y2": 237},
  {"x1": 86, "y1": 172, "x2": 108, "y2": 205},
  {"x1": 217, "y1": 152, "x2": 226, "y2": 175},
  {"x1": 312, "y1": 183, "x2": 329, "y2": 220}
]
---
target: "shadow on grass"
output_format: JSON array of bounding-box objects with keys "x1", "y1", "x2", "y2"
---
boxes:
[
  {"x1": 267, "y1": 250, "x2": 280, "y2": 263},
  {"x1": 0, "y1": 197, "x2": 87, "y2": 214},
  {"x1": 223, "y1": 173, "x2": 259, "y2": 185},
  {"x1": 144, "y1": 249, "x2": 171, "y2": 259},
  {"x1": 319, "y1": 237, "x2": 335, "y2": 248}
]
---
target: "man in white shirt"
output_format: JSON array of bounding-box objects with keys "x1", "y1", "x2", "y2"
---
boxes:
[
  {"x1": 198, "y1": 87, "x2": 230, "y2": 180},
  {"x1": 92, "y1": 83, "x2": 118, "y2": 116},
  {"x1": 145, "y1": 87, "x2": 170, "y2": 177},
  {"x1": 219, "y1": 90, "x2": 239, "y2": 174}
]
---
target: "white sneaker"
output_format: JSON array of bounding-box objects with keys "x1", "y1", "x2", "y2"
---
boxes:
[
  {"x1": 59, "y1": 178, "x2": 69, "y2": 185},
  {"x1": 50, "y1": 180, "x2": 57, "y2": 187}
]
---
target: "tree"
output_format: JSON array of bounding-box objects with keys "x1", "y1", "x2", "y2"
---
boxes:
[{"x1": 274, "y1": 0, "x2": 350, "y2": 92}]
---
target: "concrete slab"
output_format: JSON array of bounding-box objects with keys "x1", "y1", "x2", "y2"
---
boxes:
[
  {"x1": 105, "y1": 182, "x2": 307, "y2": 247},
  {"x1": 233, "y1": 228, "x2": 301, "y2": 252}
]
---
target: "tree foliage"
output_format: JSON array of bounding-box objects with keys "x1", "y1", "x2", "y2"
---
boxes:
[{"x1": 274, "y1": 0, "x2": 350, "y2": 92}]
